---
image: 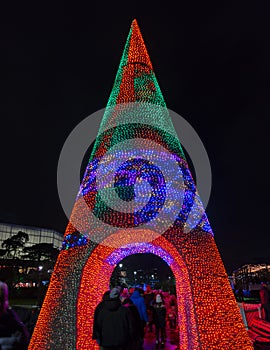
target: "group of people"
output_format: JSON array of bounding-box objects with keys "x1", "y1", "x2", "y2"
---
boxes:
[
  {"x1": 93, "y1": 285, "x2": 178, "y2": 350},
  {"x1": 0, "y1": 280, "x2": 178, "y2": 350}
]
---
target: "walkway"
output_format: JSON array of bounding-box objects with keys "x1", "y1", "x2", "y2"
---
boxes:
[{"x1": 143, "y1": 327, "x2": 179, "y2": 350}]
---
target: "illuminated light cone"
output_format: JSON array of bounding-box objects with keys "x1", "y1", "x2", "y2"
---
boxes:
[{"x1": 29, "y1": 19, "x2": 253, "y2": 350}]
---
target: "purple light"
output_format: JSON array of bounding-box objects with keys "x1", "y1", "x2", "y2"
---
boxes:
[{"x1": 105, "y1": 242, "x2": 174, "y2": 266}]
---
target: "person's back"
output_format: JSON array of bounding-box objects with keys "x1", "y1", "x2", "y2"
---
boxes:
[
  {"x1": 96, "y1": 287, "x2": 133, "y2": 350},
  {"x1": 92, "y1": 290, "x2": 110, "y2": 345},
  {"x1": 122, "y1": 298, "x2": 141, "y2": 349},
  {"x1": 130, "y1": 289, "x2": 148, "y2": 323},
  {"x1": 143, "y1": 289, "x2": 154, "y2": 333},
  {"x1": 130, "y1": 288, "x2": 148, "y2": 349},
  {"x1": 153, "y1": 294, "x2": 166, "y2": 347},
  {"x1": 143, "y1": 288, "x2": 154, "y2": 310}
]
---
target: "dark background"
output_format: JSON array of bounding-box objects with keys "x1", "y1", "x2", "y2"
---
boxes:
[{"x1": 1, "y1": 2, "x2": 270, "y2": 275}]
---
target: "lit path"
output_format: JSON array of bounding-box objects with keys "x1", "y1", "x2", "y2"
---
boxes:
[{"x1": 143, "y1": 327, "x2": 179, "y2": 350}]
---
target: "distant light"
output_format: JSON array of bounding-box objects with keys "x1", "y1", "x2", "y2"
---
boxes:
[
  {"x1": 38, "y1": 266, "x2": 43, "y2": 271},
  {"x1": 134, "y1": 271, "x2": 137, "y2": 275},
  {"x1": 119, "y1": 263, "x2": 123, "y2": 268}
]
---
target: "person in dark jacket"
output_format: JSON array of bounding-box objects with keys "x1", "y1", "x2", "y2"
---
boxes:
[
  {"x1": 143, "y1": 285, "x2": 155, "y2": 333},
  {"x1": 260, "y1": 282, "x2": 270, "y2": 321},
  {"x1": 92, "y1": 290, "x2": 111, "y2": 346},
  {"x1": 130, "y1": 287, "x2": 148, "y2": 349},
  {"x1": 122, "y1": 297, "x2": 141, "y2": 350},
  {"x1": 95, "y1": 287, "x2": 135, "y2": 350},
  {"x1": 0, "y1": 281, "x2": 30, "y2": 350},
  {"x1": 152, "y1": 294, "x2": 166, "y2": 348}
]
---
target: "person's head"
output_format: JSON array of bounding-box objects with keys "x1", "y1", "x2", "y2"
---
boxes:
[
  {"x1": 120, "y1": 288, "x2": 130, "y2": 303},
  {"x1": 110, "y1": 286, "x2": 122, "y2": 300},
  {"x1": 146, "y1": 285, "x2": 152, "y2": 293},
  {"x1": 156, "y1": 294, "x2": 163, "y2": 304},
  {"x1": 0, "y1": 281, "x2": 9, "y2": 314}
]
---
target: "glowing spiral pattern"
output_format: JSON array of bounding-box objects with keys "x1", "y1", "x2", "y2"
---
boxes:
[{"x1": 60, "y1": 116, "x2": 213, "y2": 248}]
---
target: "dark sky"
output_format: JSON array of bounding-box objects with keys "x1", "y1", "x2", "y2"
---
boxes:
[
  {"x1": 1, "y1": 2, "x2": 270, "y2": 274},
  {"x1": 112, "y1": 253, "x2": 173, "y2": 283}
]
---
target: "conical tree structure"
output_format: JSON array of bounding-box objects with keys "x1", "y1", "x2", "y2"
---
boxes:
[{"x1": 29, "y1": 20, "x2": 253, "y2": 350}]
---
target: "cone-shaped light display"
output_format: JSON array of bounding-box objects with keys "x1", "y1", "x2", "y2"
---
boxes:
[{"x1": 29, "y1": 19, "x2": 253, "y2": 350}]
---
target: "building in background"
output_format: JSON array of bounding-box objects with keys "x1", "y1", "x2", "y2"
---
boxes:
[
  {"x1": 0, "y1": 222, "x2": 63, "y2": 250},
  {"x1": 233, "y1": 263, "x2": 270, "y2": 291},
  {"x1": 0, "y1": 222, "x2": 62, "y2": 294}
]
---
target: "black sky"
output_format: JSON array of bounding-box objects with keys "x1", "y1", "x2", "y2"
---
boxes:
[{"x1": 1, "y1": 2, "x2": 270, "y2": 274}]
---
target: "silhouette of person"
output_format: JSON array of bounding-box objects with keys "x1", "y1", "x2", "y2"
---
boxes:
[
  {"x1": 0, "y1": 281, "x2": 30, "y2": 350},
  {"x1": 94, "y1": 286, "x2": 135, "y2": 350},
  {"x1": 143, "y1": 285, "x2": 155, "y2": 333},
  {"x1": 130, "y1": 287, "x2": 148, "y2": 349},
  {"x1": 152, "y1": 294, "x2": 166, "y2": 348},
  {"x1": 122, "y1": 297, "x2": 141, "y2": 350},
  {"x1": 92, "y1": 290, "x2": 111, "y2": 347},
  {"x1": 260, "y1": 282, "x2": 270, "y2": 322}
]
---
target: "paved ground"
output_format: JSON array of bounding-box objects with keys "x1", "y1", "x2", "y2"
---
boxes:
[{"x1": 143, "y1": 327, "x2": 179, "y2": 350}]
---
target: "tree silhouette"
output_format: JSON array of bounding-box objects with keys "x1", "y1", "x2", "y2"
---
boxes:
[
  {"x1": 22, "y1": 243, "x2": 59, "y2": 263},
  {"x1": 1, "y1": 231, "x2": 29, "y2": 258},
  {"x1": 0, "y1": 249, "x2": 6, "y2": 257}
]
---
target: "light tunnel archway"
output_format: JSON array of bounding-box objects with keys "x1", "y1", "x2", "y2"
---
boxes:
[{"x1": 76, "y1": 229, "x2": 200, "y2": 349}]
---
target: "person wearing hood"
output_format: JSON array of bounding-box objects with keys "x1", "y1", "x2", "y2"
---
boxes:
[
  {"x1": 130, "y1": 287, "x2": 148, "y2": 349},
  {"x1": 94, "y1": 286, "x2": 135, "y2": 350}
]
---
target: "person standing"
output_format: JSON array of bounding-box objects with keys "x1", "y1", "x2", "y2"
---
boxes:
[
  {"x1": 260, "y1": 282, "x2": 270, "y2": 322},
  {"x1": 92, "y1": 290, "x2": 111, "y2": 348},
  {"x1": 0, "y1": 281, "x2": 30, "y2": 350},
  {"x1": 152, "y1": 294, "x2": 167, "y2": 348},
  {"x1": 168, "y1": 305, "x2": 177, "y2": 330},
  {"x1": 143, "y1": 285, "x2": 155, "y2": 333},
  {"x1": 130, "y1": 287, "x2": 148, "y2": 349},
  {"x1": 122, "y1": 297, "x2": 141, "y2": 350},
  {"x1": 94, "y1": 286, "x2": 135, "y2": 350}
]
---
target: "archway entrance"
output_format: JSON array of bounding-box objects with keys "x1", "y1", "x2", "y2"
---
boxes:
[
  {"x1": 76, "y1": 229, "x2": 200, "y2": 349},
  {"x1": 110, "y1": 252, "x2": 178, "y2": 348}
]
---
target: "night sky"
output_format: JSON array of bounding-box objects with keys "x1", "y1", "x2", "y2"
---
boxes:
[{"x1": 1, "y1": 2, "x2": 270, "y2": 275}]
